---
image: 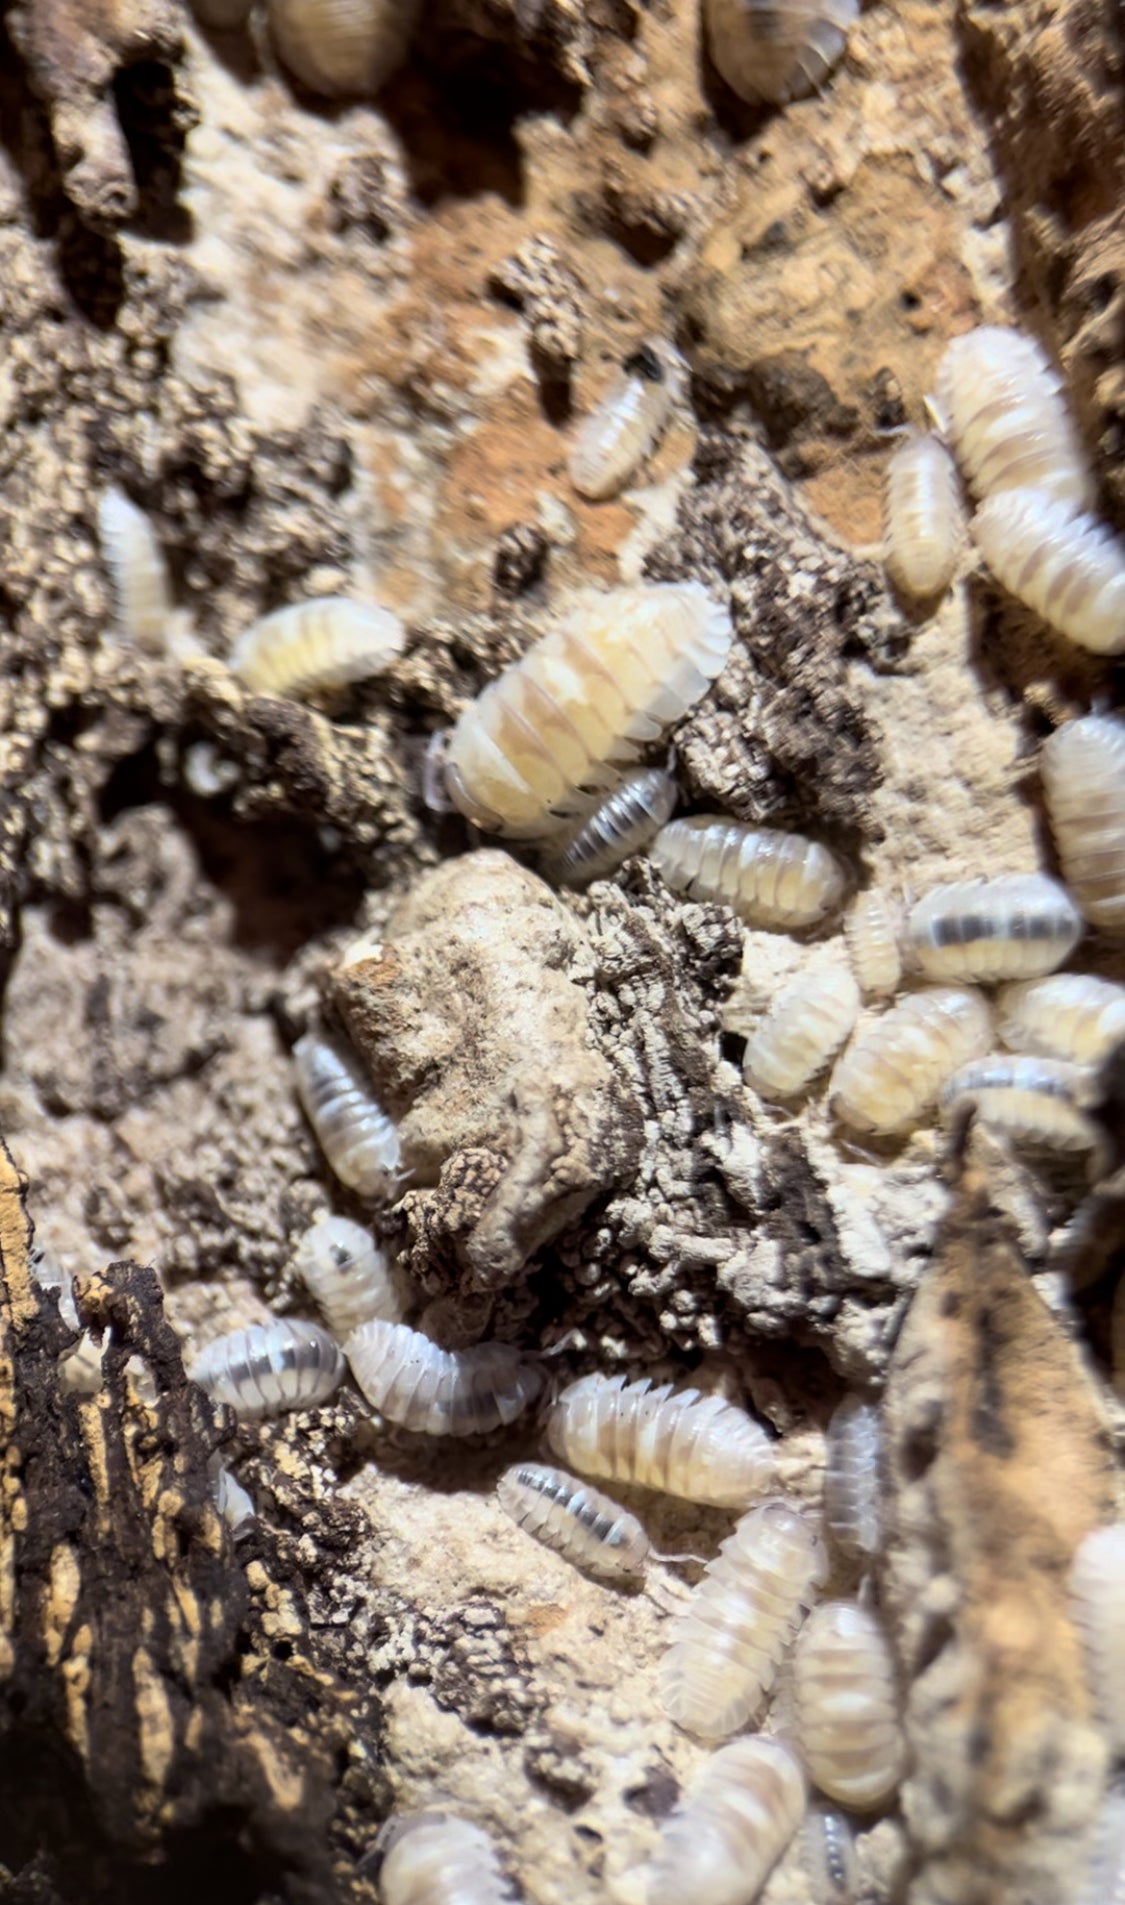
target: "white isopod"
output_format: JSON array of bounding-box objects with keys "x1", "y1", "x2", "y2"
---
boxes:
[
  {"x1": 443, "y1": 583, "x2": 732, "y2": 840},
  {"x1": 344, "y1": 1319, "x2": 542, "y2": 1435},
  {"x1": 933, "y1": 326, "x2": 1095, "y2": 510},
  {"x1": 940, "y1": 1054, "x2": 1103, "y2": 1165},
  {"x1": 1075, "y1": 1785, "x2": 1125, "y2": 1905},
  {"x1": 828, "y1": 985, "x2": 993, "y2": 1135},
  {"x1": 801, "y1": 1806, "x2": 858, "y2": 1904},
  {"x1": 546, "y1": 1372, "x2": 776, "y2": 1509},
  {"x1": 904, "y1": 873, "x2": 1082, "y2": 984},
  {"x1": 651, "y1": 816, "x2": 849, "y2": 929},
  {"x1": 703, "y1": 0, "x2": 859, "y2": 106},
  {"x1": 211, "y1": 1460, "x2": 255, "y2": 1536},
  {"x1": 229, "y1": 597, "x2": 406, "y2": 700},
  {"x1": 997, "y1": 973, "x2": 1125, "y2": 1065},
  {"x1": 647, "y1": 1736, "x2": 806, "y2": 1905},
  {"x1": 844, "y1": 888, "x2": 903, "y2": 999},
  {"x1": 1042, "y1": 714, "x2": 1125, "y2": 933},
  {"x1": 793, "y1": 1599, "x2": 907, "y2": 1810},
  {"x1": 659, "y1": 1497, "x2": 828, "y2": 1739},
  {"x1": 883, "y1": 432, "x2": 965, "y2": 600},
  {"x1": 973, "y1": 488, "x2": 1125, "y2": 656},
  {"x1": 823, "y1": 1393, "x2": 883, "y2": 1566},
  {"x1": 293, "y1": 1030, "x2": 402, "y2": 1201},
  {"x1": 266, "y1": 0, "x2": 420, "y2": 98},
  {"x1": 539, "y1": 765, "x2": 678, "y2": 887},
  {"x1": 378, "y1": 1811, "x2": 513, "y2": 1905},
  {"x1": 97, "y1": 485, "x2": 174, "y2": 654},
  {"x1": 741, "y1": 964, "x2": 861, "y2": 1099},
  {"x1": 292, "y1": 1215, "x2": 404, "y2": 1337},
  {"x1": 497, "y1": 1463, "x2": 651, "y2": 1580},
  {"x1": 568, "y1": 339, "x2": 687, "y2": 501},
  {"x1": 189, "y1": 1318, "x2": 345, "y2": 1421},
  {"x1": 1070, "y1": 1521, "x2": 1125, "y2": 1756}
]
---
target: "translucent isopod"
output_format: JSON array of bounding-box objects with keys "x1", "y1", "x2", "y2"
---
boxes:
[
  {"x1": 658, "y1": 1497, "x2": 828, "y2": 1739},
  {"x1": 940, "y1": 1054, "x2": 1103, "y2": 1165},
  {"x1": 904, "y1": 873, "x2": 1082, "y2": 984},
  {"x1": 933, "y1": 326, "x2": 1095, "y2": 510},
  {"x1": 97, "y1": 485, "x2": 173, "y2": 654},
  {"x1": 211, "y1": 1460, "x2": 255, "y2": 1536},
  {"x1": 823, "y1": 1393, "x2": 883, "y2": 1566},
  {"x1": 189, "y1": 1318, "x2": 345, "y2": 1421},
  {"x1": 292, "y1": 1215, "x2": 404, "y2": 1338},
  {"x1": 497, "y1": 1462, "x2": 651, "y2": 1581},
  {"x1": 828, "y1": 985, "x2": 993, "y2": 1135},
  {"x1": 1042, "y1": 714, "x2": 1125, "y2": 933},
  {"x1": 801, "y1": 1806, "x2": 858, "y2": 1904},
  {"x1": 973, "y1": 488, "x2": 1125, "y2": 656},
  {"x1": 844, "y1": 888, "x2": 903, "y2": 999},
  {"x1": 293, "y1": 1030, "x2": 402, "y2": 1201},
  {"x1": 539, "y1": 766, "x2": 678, "y2": 887},
  {"x1": 343, "y1": 1319, "x2": 542, "y2": 1436},
  {"x1": 1075, "y1": 1785, "x2": 1125, "y2": 1905},
  {"x1": 1070, "y1": 1521, "x2": 1125, "y2": 1756},
  {"x1": 568, "y1": 339, "x2": 687, "y2": 502},
  {"x1": 443, "y1": 583, "x2": 732, "y2": 841},
  {"x1": 379, "y1": 1811, "x2": 513, "y2": 1905},
  {"x1": 883, "y1": 432, "x2": 965, "y2": 600},
  {"x1": 647, "y1": 1736, "x2": 806, "y2": 1905},
  {"x1": 703, "y1": 0, "x2": 859, "y2": 107},
  {"x1": 793, "y1": 1599, "x2": 906, "y2": 1810},
  {"x1": 229, "y1": 597, "x2": 406, "y2": 700},
  {"x1": 742, "y1": 964, "x2": 860, "y2": 1098},
  {"x1": 651, "y1": 816, "x2": 849, "y2": 930},
  {"x1": 545, "y1": 1372, "x2": 776, "y2": 1509},
  {"x1": 266, "y1": 0, "x2": 420, "y2": 98},
  {"x1": 997, "y1": 973, "x2": 1125, "y2": 1065}
]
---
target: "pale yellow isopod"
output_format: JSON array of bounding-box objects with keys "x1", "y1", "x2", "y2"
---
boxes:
[
  {"x1": 496, "y1": 1462, "x2": 651, "y2": 1581},
  {"x1": 646, "y1": 1736, "x2": 806, "y2": 1905},
  {"x1": 793, "y1": 1599, "x2": 907, "y2": 1810},
  {"x1": 828, "y1": 985, "x2": 993, "y2": 1135},
  {"x1": 545, "y1": 1372, "x2": 776, "y2": 1509},
  {"x1": 568, "y1": 339, "x2": 687, "y2": 502},
  {"x1": 343, "y1": 1319, "x2": 543, "y2": 1435},
  {"x1": 266, "y1": 0, "x2": 420, "y2": 97},
  {"x1": 539, "y1": 765, "x2": 678, "y2": 887},
  {"x1": 651, "y1": 816, "x2": 849, "y2": 930},
  {"x1": 703, "y1": 0, "x2": 859, "y2": 106},
  {"x1": 904, "y1": 873, "x2": 1083, "y2": 984},
  {"x1": 741, "y1": 964, "x2": 860, "y2": 1098},
  {"x1": 229, "y1": 597, "x2": 406, "y2": 701},
  {"x1": 293, "y1": 1030, "x2": 402, "y2": 1201},
  {"x1": 843, "y1": 888, "x2": 903, "y2": 999},
  {"x1": 973, "y1": 488, "x2": 1125, "y2": 656},
  {"x1": 997, "y1": 974, "x2": 1125, "y2": 1066},
  {"x1": 378, "y1": 1811, "x2": 514, "y2": 1905},
  {"x1": 823, "y1": 1393, "x2": 883, "y2": 1567},
  {"x1": 1070, "y1": 1522, "x2": 1125, "y2": 1756},
  {"x1": 292, "y1": 1215, "x2": 404, "y2": 1338},
  {"x1": 941, "y1": 1054, "x2": 1105, "y2": 1171},
  {"x1": 444, "y1": 583, "x2": 732, "y2": 841},
  {"x1": 97, "y1": 485, "x2": 174, "y2": 654},
  {"x1": 933, "y1": 326, "x2": 1095, "y2": 510},
  {"x1": 1042, "y1": 715, "x2": 1125, "y2": 933},
  {"x1": 883, "y1": 432, "x2": 965, "y2": 600}
]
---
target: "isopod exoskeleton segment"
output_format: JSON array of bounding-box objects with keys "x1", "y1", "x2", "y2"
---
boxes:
[
  {"x1": 793, "y1": 1598, "x2": 907, "y2": 1810},
  {"x1": 997, "y1": 973, "x2": 1125, "y2": 1066},
  {"x1": 546, "y1": 1372, "x2": 776, "y2": 1509},
  {"x1": 828, "y1": 985, "x2": 993, "y2": 1135},
  {"x1": 933, "y1": 326, "x2": 1095, "y2": 510},
  {"x1": 229, "y1": 597, "x2": 406, "y2": 700},
  {"x1": 540, "y1": 765, "x2": 678, "y2": 887},
  {"x1": 972, "y1": 489, "x2": 1125, "y2": 656},
  {"x1": 940, "y1": 1054, "x2": 1103, "y2": 1166},
  {"x1": 904, "y1": 873, "x2": 1082, "y2": 984},
  {"x1": 497, "y1": 1462, "x2": 651, "y2": 1580},
  {"x1": 344, "y1": 1319, "x2": 543, "y2": 1435},
  {"x1": 823, "y1": 1393, "x2": 883, "y2": 1567},
  {"x1": 647, "y1": 1736, "x2": 806, "y2": 1905},
  {"x1": 293, "y1": 1214, "x2": 404, "y2": 1337},
  {"x1": 1070, "y1": 1521, "x2": 1125, "y2": 1756},
  {"x1": 293, "y1": 1030, "x2": 402, "y2": 1202},
  {"x1": 844, "y1": 888, "x2": 904, "y2": 1000},
  {"x1": 703, "y1": 0, "x2": 859, "y2": 107},
  {"x1": 884, "y1": 432, "x2": 965, "y2": 601},
  {"x1": 568, "y1": 339, "x2": 687, "y2": 501},
  {"x1": 741, "y1": 963, "x2": 861, "y2": 1099},
  {"x1": 97, "y1": 485, "x2": 173, "y2": 654},
  {"x1": 1042, "y1": 715, "x2": 1125, "y2": 933},
  {"x1": 651, "y1": 817, "x2": 849, "y2": 930},
  {"x1": 378, "y1": 1811, "x2": 514, "y2": 1905},
  {"x1": 189, "y1": 1318, "x2": 345, "y2": 1421}
]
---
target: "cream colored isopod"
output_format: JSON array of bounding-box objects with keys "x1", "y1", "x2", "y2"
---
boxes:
[
  {"x1": 568, "y1": 339, "x2": 687, "y2": 501},
  {"x1": 997, "y1": 974, "x2": 1125, "y2": 1065},
  {"x1": 229, "y1": 597, "x2": 406, "y2": 700},
  {"x1": 378, "y1": 1811, "x2": 513, "y2": 1905},
  {"x1": 646, "y1": 1736, "x2": 806, "y2": 1905},
  {"x1": 546, "y1": 1372, "x2": 776, "y2": 1509},
  {"x1": 703, "y1": 0, "x2": 859, "y2": 106},
  {"x1": 823, "y1": 1393, "x2": 883, "y2": 1567},
  {"x1": 904, "y1": 873, "x2": 1082, "y2": 983},
  {"x1": 883, "y1": 432, "x2": 965, "y2": 600},
  {"x1": 293, "y1": 1030, "x2": 402, "y2": 1201},
  {"x1": 1070, "y1": 1521, "x2": 1125, "y2": 1756},
  {"x1": 1042, "y1": 714, "x2": 1125, "y2": 933},
  {"x1": 793, "y1": 1599, "x2": 906, "y2": 1810},
  {"x1": 741, "y1": 964, "x2": 860, "y2": 1098},
  {"x1": 344, "y1": 1319, "x2": 543, "y2": 1435},
  {"x1": 844, "y1": 888, "x2": 903, "y2": 999},
  {"x1": 933, "y1": 326, "x2": 1094, "y2": 510},
  {"x1": 828, "y1": 985, "x2": 993, "y2": 1135},
  {"x1": 973, "y1": 489, "x2": 1125, "y2": 656},
  {"x1": 267, "y1": 0, "x2": 419, "y2": 97},
  {"x1": 97, "y1": 485, "x2": 174, "y2": 654},
  {"x1": 497, "y1": 1463, "x2": 651, "y2": 1581},
  {"x1": 941, "y1": 1055, "x2": 1102, "y2": 1165},
  {"x1": 293, "y1": 1215, "x2": 404, "y2": 1337},
  {"x1": 651, "y1": 816, "x2": 849, "y2": 929}
]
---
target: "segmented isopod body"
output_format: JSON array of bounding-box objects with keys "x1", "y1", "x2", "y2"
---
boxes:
[
  {"x1": 568, "y1": 340, "x2": 687, "y2": 501},
  {"x1": 844, "y1": 888, "x2": 903, "y2": 999},
  {"x1": 973, "y1": 489, "x2": 1125, "y2": 655},
  {"x1": 98, "y1": 485, "x2": 173, "y2": 654},
  {"x1": 997, "y1": 973, "x2": 1125, "y2": 1066},
  {"x1": 1076, "y1": 1786, "x2": 1125, "y2": 1905},
  {"x1": 379, "y1": 1812, "x2": 513, "y2": 1905},
  {"x1": 823, "y1": 1393, "x2": 883, "y2": 1566},
  {"x1": 443, "y1": 582, "x2": 732, "y2": 840},
  {"x1": 1070, "y1": 1522, "x2": 1125, "y2": 1755},
  {"x1": 742, "y1": 963, "x2": 860, "y2": 1098},
  {"x1": 1042, "y1": 715, "x2": 1125, "y2": 933},
  {"x1": 230, "y1": 597, "x2": 406, "y2": 699},
  {"x1": 293, "y1": 1030, "x2": 401, "y2": 1201},
  {"x1": 539, "y1": 766, "x2": 678, "y2": 886},
  {"x1": 647, "y1": 1736, "x2": 806, "y2": 1905},
  {"x1": 884, "y1": 432, "x2": 965, "y2": 600},
  {"x1": 651, "y1": 817, "x2": 849, "y2": 929},
  {"x1": 801, "y1": 1806, "x2": 858, "y2": 1904},
  {"x1": 266, "y1": 0, "x2": 419, "y2": 97},
  {"x1": 344, "y1": 1319, "x2": 542, "y2": 1435},
  {"x1": 933, "y1": 326, "x2": 1094, "y2": 510},
  {"x1": 793, "y1": 1599, "x2": 906, "y2": 1809},
  {"x1": 940, "y1": 1054, "x2": 1102, "y2": 1164},
  {"x1": 703, "y1": 0, "x2": 859, "y2": 106},
  {"x1": 546, "y1": 1372, "x2": 775, "y2": 1509},
  {"x1": 497, "y1": 1462, "x2": 650, "y2": 1580},
  {"x1": 293, "y1": 1215, "x2": 403, "y2": 1337},
  {"x1": 659, "y1": 1497, "x2": 828, "y2": 1738},
  {"x1": 189, "y1": 1319, "x2": 345, "y2": 1421},
  {"x1": 904, "y1": 873, "x2": 1082, "y2": 983},
  {"x1": 828, "y1": 985, "x2": 993, "y2": 1135}
]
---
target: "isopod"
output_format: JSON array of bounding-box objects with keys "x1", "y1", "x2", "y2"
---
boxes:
[
  {"x1": 702, "y1": 0, "x2": 859, "y2": 106},
  {"x1": 793, "y1": 1599, "x2": 907, "y2": 1810},
  {"x1": 651, "y1": 816, "x2": 849, "y2": 929},
  {"x1": 1075, "y1": 1784, "x2": 1125, "y2": 1905},
  {"x1": 741, "y1": 963, "x2": 861, "y2": 1099},
  {"x1": 933, "y1": 326, "x2": 1094, "y2": 510},
  {"x1": 344, "y1": 1319, "x2": 542, "y2": 1435},
  {"x1": 973, "y1": 488, "x2": 1125, "y2": 656},
  {"x1": 1042, "y1": 714, "x2": 1125, "y2": 932},
  {"x1": 266, "y1": 0, "x2": 420, "y2": 99},
  {"x1": 443, "y1": 582, "x2": 732, "y2": 840},
  {"x1": 823, "y1": 1393, "x2": 883, "y2": 1567},
  {"x1": 229, "y1": 597, "x2": 406, "y2": 700},
  {"x1": 567, "y1": 339, "x2": 687, "y2": 501},
  {"x1": 883, "y1": 432, "x2": 965, "y2": 600},
  {"x1": 647, "y1": 1736, "x2": 806, "y2": 1905},
  {"x1": 378, "y1": 1811, "x2": 513, "y2": 1905},
  {"x1": 189, "y1": 1318, "x2": 345, "y2": 1421},
  {"x1": 904, "y1": 873, "x2": 1082, "y2": 983},
  {"x1": 97, "y1": 485, "x2": 173, "y2": 654},
  {"x1": 545, "y1": 1372, "x2": 776, "y2": 1509},
  {"x1": 801, "y1": 1806, "x2": 858, "y2": 1904},
  {"x1": 843, "y1": 888, "x2": 903, "y2": 999},
  {"x1": 828, "y1": 985, "x2": 993, "y2": 1135},
  {"x1": 497, "y1": 1462, "x2": 650, "y2": 1580},
  {"x1": 1070, "y1": 1521, "x2": 1125, "y2": 1755},
  {"x1": 293, "y1": 1030, "x2": 402, "y2": 1201},
  {"x1": 211, "y1": 1461, "x2": 255, "y2": 1536},
  {"x1": 293, "y1": 1214, "x2": 404, "y2": 1337},
  {"x1": 940, "y1": 1054, "x2": 1103, "y2": 1165},
  {"x1": 658, "y1": 1497, "x2": 828, "y2": 1738},
  {"x1": 997, "y1": 974, "x2": 1125, "y2": 1066},
  {"x1": 539, "y1": 765, "x2": 678, "y2": 887}
]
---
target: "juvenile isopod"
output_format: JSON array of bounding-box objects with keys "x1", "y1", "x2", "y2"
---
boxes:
[
  {"x1": 997, "y1": 974, "x2": 1125, "y2": 1065},
  {"x1": 443, "y1": 582, "x2": 732, "y2": 840},
  {"x1": 702, "y1": 0, "x2": 859, "y2": 106},
  {"x1": 792, "y1": 1599, "x2": 907, "y2": 1810},
  {"x1": 1042, "y1": 714, "x2": 1125, "y2": 933},
  {"x1": 651, "y1": 817, "x2": 849, "y2": 930},
  {"x1": 801, "y1": 1806, "x2": 858, "y2": 1904},
  {"x1": 539, "y1": 765, "x2": 678, "y2": 887},
  {"x1": 828, "y1": 985, "x2": 993, "y2": 1135},
  {"x1": 293, "y1": 1214, "x2": 404, "y2": 1337},
  {"x1": 546, "y1": 1372, "x2": 776, "y2": 1509},
  {"x1": 189, "y1": 1318, "x2": 345, "y2": 1421},
  {"x1": 344, "y1": 1319, "x2": 542, "y2": 1435},
  {"x1": 97, "y1": 485, "x2": 174, "y2": 654},
  {"x1": 972, "y1": 489, "x2": 1125, "y2": 655},
  {"x1": 741, "y1": 963, "x2": 861, "y2": 1099},
  {"x1": 1070, "y1": 1521, "x2": 1125, "y2": 1755},
  {"x1": 933, "y1": 326, "x2": 1094, "y2": 510},
  {"x1": 567, "y1": 340, "x2": 687, "y2": 502},
  {"x1": 266, "y1": 0, "x2": 420, "y2": 99},
  {"x1": 940, "y1": 1054, "x2": 1104, "y2": 1167},
  {"x1": 658, "y1": 1497, "x2": 828, "y2": 1738},
  {"x1": 646, "y1": 1736, "x2": 806, "y2": 1905},
  {"x1": 293, "y1": 1030, "x2": 402, "y2": 1201},
  {"x1": 823, "y1": 1393, "x2": 883, "y2": 1566},
  {"x1": 378, "y1": 1811, "x2": 513, "y2": 1905},
  {"x1": 229, "y1": 597, "x2": 406, "y2": 700},
  {"x1": 843, "y1": 888, "x2": 903, "y2": 999},
  {"x1": 211, "y1": 1460, "x2": 255, "y2": 1536},
  {"x1": 904, "y1": 873, "x2": 1082, "y2": 983},
  {"x1": 497, "y1": 1462, "x2": 651, "y2": 1581},
  {"x1": 883, "y1": 432, "x2": 965, "y2": 600}
]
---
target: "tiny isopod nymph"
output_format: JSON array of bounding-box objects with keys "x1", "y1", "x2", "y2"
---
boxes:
[
  {"x1": 904, "y1": 873, "x2": 1082, "y2": 983},
  {"x1": 211, "y1": 1460, "x2": 255, "y2": 1536},
  {"x1": 344, "y1": 1319, "x2": 543, "y2": 1435},
  {"x1": 497, "y1": 1463, "x2": 651, "y2": 1581},
  {"x1": 378, "y1": 1811, "x2": 514, "y2": 1905},
  {"x1": 266, "y1": 0, "x2": 420, "y2": 99},
  {"x1": 972, "y1": 489, "x2": 1125, "y2": 656},
  {"x1": 793, "y1": 1598, "x2": 907, "y2": 1810},
  {"x1": 823, "y1": 1393, "x2": 883, "y2": 1567},
  {"x1": 568, "y1": 339, "x2": 687, "y2": 501},
  {"x1": 539, "y1": 766, "x2": 678, "y2": 887},
  {"x1": 801, "y1": 1806, "x2": 858, "y2": 1904},
  {"x1": 293, "y1": 1214, "x2": 404, "y2": 1337},
  {"x1": 741, "y1": 963, "x2": 861, "y2": 1099},
  {"x1": 1070, "y1": 1521, "x2": 1125, "y2": 1756},
  {"x1": 293, "y1": 1030, "x2": 402, "y2": 1201},
  {"x1": 997, "y1": 973, "x2": 1125, "y2": 1066},
  {"x1": 97, "y1": 485, "x2": 174, "y2": 654},
  {"x1": 933, "y1": 326, "x2": 1095, "y2": 510},
  {"x1": 189, "y1": 1318, "x2": 345, "y2": 1421},
  {"x1": 939, "y1": 1054, "x2": 1103, "y2": 1167},
  {"x1": 1042, "y1": 714, "x2": 1125, "y2": 934},
  {"x1": 546, "y1": 1372, "x2": 776, "y2": 1509},
  {"x1": 703, "y1": 0, "x2": 860, "y2": 107},
  {"x1": 884, "y1": 432, "x2": 965, "y2": 600},
  {"x1": 651, "y1": 816, "x2": 849, "y2": 930},
  {"x1": 647, "y1": 1736, "x2": 806, "y2": 1905},
  {"x1": 828, "y1": 985, "x2": 993, "y2": 1135},
  {"x1": 229, "y1": 597, "x2": 406, "y2": 700},
  {"x1": 844, "y1": 888, "x2": 903, "y2": 1000}
]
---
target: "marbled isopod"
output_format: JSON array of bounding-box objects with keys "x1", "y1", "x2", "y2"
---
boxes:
[
  {"x1": 997, "y1": 974, "x2": 1125, "y2": 1066},
  {"x1": 189, "y1": 1319, "x2": 345, "y2": 1421},
  {"x1": 659, "y1": 1497, "x2": 828, "y2": 1739},
  {"x1": 647, "y1": 1736, "x2": 806, "y2": 1905},
  {"x1": 266, "y1": 0, "x2": 419, "y2": 98},
  {"x1": 651, "y1": 816, "x2": 849, "y2": 929},
  {"x1": 793, "y1": 1599, "x2": 906, "y2": 1810},
  {"x1": 1076, "y1": 1785, "x2": 1125, "y2": 1905},
  {"x1": 904, "y1": 873, "x2": 1082, "y2": 983},
  {"x1": 229, "y1": 597, "x2": 406, "y2": 700},
  {"x1": 293, "y1": 1214, "x2": 404, "y2": 1337},
  {"x1": 379, "y1": 1811, "x2": 513, "y2": 1905},
  {"x1": 940, "y1": 1054, "x2": 1103, "y2": 1165},
  {"x1": 703, "y1": 0, "x2": 859, "y2": 106},
  {"x1": 883, "y1": 432, "x2": 965, "y2": 600},
  {"x1": 443, "y1": 582, "x2": 732, "y2": 840},
  {"x1": 844, "y1": 888, "x2": 903, "y2": 1000},
  {"x1": 933, "y1": 326, "x2": 1095, "y2": 510},
  {"x1": 1070, "y1": 1522, "x2": 1125, "y2": 1756},
  {"x1": 801, "y1": 1806, "x2": 858, "y2": 1904},
  {"x1": 344, "y1": 1319, "x2": 543, "y2": 1435},
  {"x1": 1042, "y1": 714, "x2": 1125, "y2": 934},
  {"x1": 293, "y1": 1030, "x2": 402, "y2": 1201},
  {"x1": 823, "y1": 1393, "x2": 883, "y2": 1567},
  {"x1": 97, "y1": 485, "x2": 173, "y2": 654},
  {"x1": 539, "y1": 766, "x2": 678, "y2": 887},
  {"x1": 742, "y1": 963, "x2": 860, "y2": 1098},
  {"x1": 828, "y1": 985, "x2": 993, "y2": 1135},
  {"x1": 568, "y1": 339, "x2": 687, "y2": 501},
  {"x1": 546, "y1": 1372, "x2": 776, "y2": 1509},
  {"x1": 497, "y1": 1462, "x2": 651, "y2": 1581},
  {"x1": 973, "y1": 488, "x2": 1125, "y2": 656}
]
